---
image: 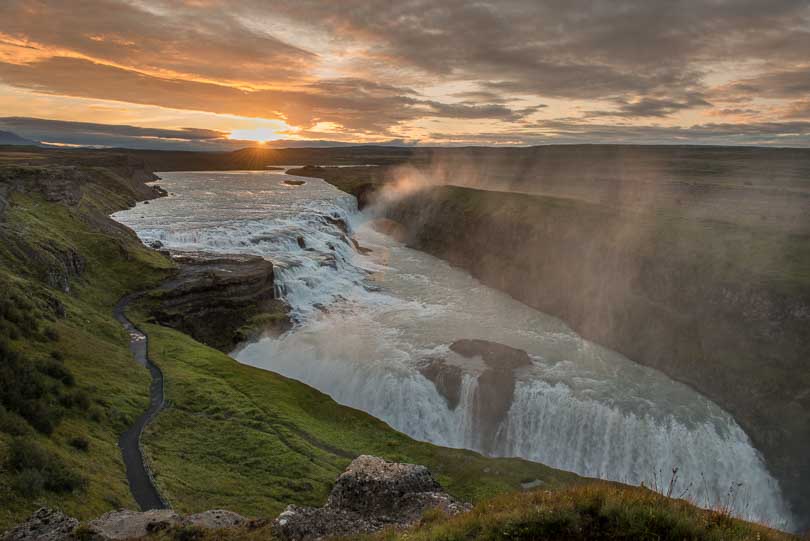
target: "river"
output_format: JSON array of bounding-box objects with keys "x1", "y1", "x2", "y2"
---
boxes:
[{"x1": 113, "y1": 169, "x2": 795, "y2": 529}]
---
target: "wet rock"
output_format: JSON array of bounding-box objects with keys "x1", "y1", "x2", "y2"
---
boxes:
[
  {"x1": 351, "y1": 237, "x2": 373, "y2": 255},
  {"x1": 283, "y1": 179, "x2": 306, "y2": 186},
  {"x1": 297, "y1": 236, "x2": 306, "y2": 249},
  {"x1": 420, "y1": 359, "x2": 463, "y2": 409},
  {"x1": 323, "y1": 215, "x2": 349, "y2": 236},
  {"x1": 1, "y1": 507, "x2": 78, "y2": 541},
  {"x1": 87, "y1": 510, "x2": 181, "y2": 539},
  {"x1": 148, "y1": 240, "x2": 164, "y2": 250},
  {"x1": 273, "y1": 455, "x2": 470, "y2": 540},
  {"x1": 422, "y1": 340, "x2": 531, "y2": 454},
  {"x1": 450, "y1": 339, "x2": 531, "y2": 370}
]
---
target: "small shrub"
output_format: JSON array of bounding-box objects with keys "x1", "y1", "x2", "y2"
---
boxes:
[
  {"x1": 60, "y1": 390, "x2": 91, "y2": 411},
  {"x1": 72, "y1": 525, "x2": 97, "y2": 541},
  {"x1": 50, "y1": 350, "x2": 65, "y2": 361},
  {"x1": 0, "y1": 406, "x2": 31, "y2": 436},
  {"x1": 44, "y1": 327, "x2": 60, "y2": 341},
  {"x1": 68, "y1": 436, "x2": 90, "y2": 452},
  {"x1": 7, "y1": 437, "x2": 86, "y2": 494},
  {"x1": 37, "y1": 359, "x2": 75, "y2": 386},
  {"x1": 172, "y1": 526, "x2": 204, "y2": 541},
  {"x1": 88, "y1": 406, "x2": 105, "y2": 423},
  {"x1": 12, "y1": 468, "x2": 46, "y2": 498}
]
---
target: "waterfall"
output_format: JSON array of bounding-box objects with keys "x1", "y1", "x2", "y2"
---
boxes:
[{"x1": 114, "y1": 170, "x2": 796, "y2": 530}]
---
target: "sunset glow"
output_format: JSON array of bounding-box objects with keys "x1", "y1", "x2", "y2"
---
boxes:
[
  {"x1": 0, "y1": 2, "x2": 808, "y2": 148},
  {"x1": 228, "y1": 127, "x2": 284, "y2": 144}
]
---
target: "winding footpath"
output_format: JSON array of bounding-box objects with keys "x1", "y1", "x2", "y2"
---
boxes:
[{"x1": 113, "y1": 294, "x2": 168, "y2": 510}]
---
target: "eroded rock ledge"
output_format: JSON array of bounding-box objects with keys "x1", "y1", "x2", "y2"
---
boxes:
[{"x1": 145, "y1": 252, "x2": 290, "y2": 351}]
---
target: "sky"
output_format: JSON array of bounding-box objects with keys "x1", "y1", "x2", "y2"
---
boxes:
[{"x1": 0, "y1": 0, "x2": 809, "y2": 149}]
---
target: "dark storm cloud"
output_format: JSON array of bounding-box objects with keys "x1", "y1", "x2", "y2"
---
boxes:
[
  {"x1": 590, "y1": 95, "x2": 713, "y2": 119},
  {"x1": 430, "y1": 120, "x2": 810, "y2": 147},
  {"x1": 263, "y1": 0, "x2": 810, "y2": 101}
]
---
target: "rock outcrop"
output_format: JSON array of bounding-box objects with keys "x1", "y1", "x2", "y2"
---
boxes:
[
  {"x1": 147, "y1": 252, "x2": 289, "y2": 351},
  {"x1": 1, "y1": 508, "x2": 252, "y2": 541},
  {"x1": 421, "y1": 340, "x2": 531, "y2": 453},
  {"x1": 273, "y1": 455, "x2": 471, "y2": 540},
  {"x1": 1, "y1": 508, "x2": 78, "y2": 541},
  {"x1": 86, "y1": 510, "x2": 181, "y2": 540},
  {"x1": 3, "y1": 457, "x2": 467, "y2": 541}
]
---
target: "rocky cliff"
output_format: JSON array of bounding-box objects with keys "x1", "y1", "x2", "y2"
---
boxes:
[
  {"x1": 375, "y1": 185, "x2": 810, "y2": 529},
  {"x1": 143, "y1": 252, "x2": 289, "y2": 351}
]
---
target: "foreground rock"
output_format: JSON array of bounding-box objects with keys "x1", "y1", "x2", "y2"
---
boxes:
[
  {"x1": 146, "y1": 252, "x2": 289, "y2": 350},
  {"x1": 274, "y1": 455, "x2": 471, "y2": 540},
  {"x1": 1, "y1": 508, "x2": 78, "y2": 541},
  {"x1": 2, "y1": 508, "x2": 251, "y2": 540},
  {"x1": 87, "y1": 510, "x2": 181, "y2": 540},
  {"x1": 420, "y1": 339, "x2": 531, "y2": 453}
]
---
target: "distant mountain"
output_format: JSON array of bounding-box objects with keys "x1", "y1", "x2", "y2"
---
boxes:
[{"x1": 0, "y1": 129, "x2": 39, "y2": 146}]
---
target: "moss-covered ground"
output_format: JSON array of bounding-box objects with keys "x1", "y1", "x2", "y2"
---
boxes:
[{"x1": 0, "y1": 174, "x2": 173, "y2": 528}]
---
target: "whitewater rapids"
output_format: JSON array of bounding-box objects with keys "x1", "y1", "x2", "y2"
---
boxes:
[{"x1": 113, "y1": 170, "x2": 795, "y2": 529}]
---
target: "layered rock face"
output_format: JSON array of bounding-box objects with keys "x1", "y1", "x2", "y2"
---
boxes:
[
  {"x1": 381, "y1": 185, "x2": 810, "y2": 527},
  {"x1": 274, "y1": 455, "x2": 470, "y2": 540},
  {"x1": 147, "y1": 252, "x2": 289, "y2": 351}
]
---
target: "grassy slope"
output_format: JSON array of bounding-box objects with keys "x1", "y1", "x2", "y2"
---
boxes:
[
  {"x1": 133, "y1": 317, "x2": 578, "y2": 518},
  {"x1": 0, "y1": 182, "x2": 173, "y2": 528},
  {"x1": 138, "y1": 484, "x2": 797, "y2": 541}
]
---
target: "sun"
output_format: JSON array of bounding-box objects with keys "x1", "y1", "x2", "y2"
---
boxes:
[{"x1": 228, "y1": 126, "x2": 283, "y2": 144}]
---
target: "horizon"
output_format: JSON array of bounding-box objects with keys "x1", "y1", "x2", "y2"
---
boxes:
[{"x1": 1, "y1": 1, "x2": 809, "y2": 150}]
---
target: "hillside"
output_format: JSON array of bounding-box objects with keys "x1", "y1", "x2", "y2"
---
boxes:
[{"x1": 0, "y1": 156, "x2": 578, "y2": 531}]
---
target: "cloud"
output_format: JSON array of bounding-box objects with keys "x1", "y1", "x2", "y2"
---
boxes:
[
  {"x1": 0, "y1": 116, "x2": 242, "y2": 150},
  {"x1": 0, "y1": 0, "x2": 316, "y2": 84},
  {"x1": 429, "y1": 119, "x2": 810, "y2": 147},
  {"x1": 1, "y1": 1, "x2": 809, "y2": 144},
  {"x1": 589, "y1": 95, "x2": 712, "y2": 118},
  {"x1": 0, "y1": 56, "x2": 539, "y2": 134}
]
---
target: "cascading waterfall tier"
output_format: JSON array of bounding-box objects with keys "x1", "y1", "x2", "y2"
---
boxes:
[{"x1": 113, "y1": 170, "x2": 795, "y2": 530}]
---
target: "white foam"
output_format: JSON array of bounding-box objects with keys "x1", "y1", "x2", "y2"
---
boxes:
[{"x1": 114, "y1": 170, "x2": 795, "y2": 530}]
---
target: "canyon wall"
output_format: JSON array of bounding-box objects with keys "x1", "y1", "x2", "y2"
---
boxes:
[{"x1": 373, "y1": 184, "x2": 810, "y2": 529}]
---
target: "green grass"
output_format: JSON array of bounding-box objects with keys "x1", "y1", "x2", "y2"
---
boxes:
[
  {"x1": 135, "y1": 483, "x2": 796, "y2": 541},
  {"x1": 359, "y1": 484, "x2": 796, "y2": 541},
  {"x1": 0, "y1": 173, "x2": 173, "y2": 529},
  {"x1": 133, "y1": 318, "x2": 579, "y2": 518}
]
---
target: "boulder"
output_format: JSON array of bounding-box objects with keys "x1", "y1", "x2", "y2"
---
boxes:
[
  {"x1": 183, "y1": 509, "x2": 248, "y2": 529},
  {"x1": 273, "y1": 455, "x2": 470, "y2": 540},
  {"x1": 1, "y1": 508, "x2": 78, "y2": 541},
  {"x1": 87, "y1": 510, "x2": 181, "y2": 540}
]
